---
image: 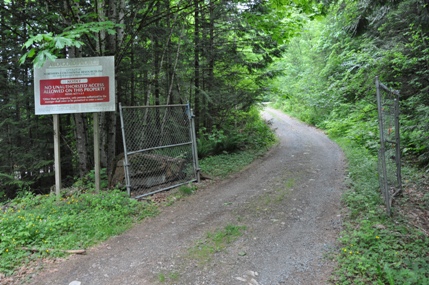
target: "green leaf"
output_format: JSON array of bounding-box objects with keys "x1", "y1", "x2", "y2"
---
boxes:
[
  {"x1": 42, "y1": 33, "x2": 54, "y2": 42},
  {"x1": 19, "y1": 54, "x2": 27, "y2": 65},
  {"x1": 27, "y1": 48, "x2": 36, "y2": 58},
  {"x1": 106, "y1": 29, "x2": 116, "y2": 35},
  {"x1": 54, "y1": 37, "x2": 73, "y2": 49},
  {"x1": 74, "y1": 41, "x2": 83, "y2": 48},
  {"x1": 19, "y1": 21, "x2": 120, "y2": 66},
  {"x1": 23, "y1": 39, "x2": 34, "y2": 49},
  {"x1": 33, "y1": 50, "x2": 57, "y2": 68}
]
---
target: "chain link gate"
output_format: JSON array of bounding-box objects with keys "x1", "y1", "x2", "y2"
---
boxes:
[
  {"x1": 118, "y1": 103, "x2": 200, "y2": 199},
  {"x1": 376, "y1": 76, "x2": 402, "y2": 215}
]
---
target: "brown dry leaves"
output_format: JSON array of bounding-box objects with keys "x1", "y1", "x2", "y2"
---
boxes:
[
  {"x1": 0, "y1": 257, "x2": 66, "y2": 285},
  {"x1": 396, "y1": 177, "x2": 429, "y2": 236}
]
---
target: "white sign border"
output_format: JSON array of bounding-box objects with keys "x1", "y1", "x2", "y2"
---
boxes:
[{"x1": 34, "y1": 56, "x2": 115, "y2": 115}]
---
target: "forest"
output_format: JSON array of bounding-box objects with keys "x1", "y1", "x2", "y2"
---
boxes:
[
  {"x1": 1, "y1": 0, "x2": 429, "y2": 283},
  {"x1": 1, "y1": 0, "x2": 427, "y2": 201},
  {"x1": 271, "y1": 0, "x2": 429, "y2": 167},
  {"x1": 0, "y1": 0, "x2": 312, "y2": 199},
  {"x1": 3, "y1": 0, "x2": 426, "y2": 198}
]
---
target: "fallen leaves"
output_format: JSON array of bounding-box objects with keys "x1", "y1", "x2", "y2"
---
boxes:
[{"x1": 396, "y1": 178, "x2": 429, "y2": 236}]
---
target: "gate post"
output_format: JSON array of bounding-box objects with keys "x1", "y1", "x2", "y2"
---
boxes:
[
  {"x1": 119, "y1": 103, "x2": 131, "y2": 196},
  {"x1": 376, "y1": 76, "x2": 390, "y2": 214},
  {"x1": 188, "y1": 105, "x2": 200, "y2": 183}
]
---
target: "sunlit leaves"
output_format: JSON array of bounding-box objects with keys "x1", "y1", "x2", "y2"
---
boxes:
[
  {"x1": 22, "y1": 33, "x2": 54, "y2": 49},
  {"x1": 19, "y1": 21, "x2": 120, "y2": 67}
]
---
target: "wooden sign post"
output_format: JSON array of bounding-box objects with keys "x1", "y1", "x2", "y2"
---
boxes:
[
  {"x1": 53, "y1": 114, "x2": 61, "y2": 197},
  {"x1": 34, "y1": 56, "x2": 115, "y2": 196}
]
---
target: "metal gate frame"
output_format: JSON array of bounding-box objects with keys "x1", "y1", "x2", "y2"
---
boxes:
[
  {"x1": 376, "y1": 76, "x2": 402, "y2": 215},
  {"x1": 119, "y1": 103, "x2": 200, "y2": 199}
]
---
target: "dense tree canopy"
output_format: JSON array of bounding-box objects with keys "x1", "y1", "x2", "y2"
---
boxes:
[
  {"x1": 0, "y1": 0, "x2": 314, "y2": 199},
  {"x1": 4, "y1": 0, "x2": 428, "y2": 200}
]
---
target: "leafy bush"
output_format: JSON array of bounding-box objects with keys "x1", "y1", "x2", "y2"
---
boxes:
[
  {"x1": 400, "y1": 99, "x2": 429, "y2": 166},
  {"x1": 73, "y1": 168, "x2": 109, "y2": 190},
  {"x1": 197, "y1": 126, "x2": 230, "y2": 158},
  {"x1": 197, "y1": 106, "x2": 276, "y2": 158},
  {"x1": 318, "y1": 101, "x2": 380, "y2": 153}
]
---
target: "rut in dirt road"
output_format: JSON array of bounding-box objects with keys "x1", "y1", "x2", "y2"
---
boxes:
[{"x1": 28, "y1": 108, "x2": 345, "y2": 285}]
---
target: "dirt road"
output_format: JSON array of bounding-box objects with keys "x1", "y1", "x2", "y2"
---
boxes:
[{"x1": 28, "y1": 108, "x2": 345, "y2": 285}]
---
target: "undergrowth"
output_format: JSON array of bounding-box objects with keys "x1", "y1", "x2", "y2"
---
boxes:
[
  {"x1": 0, "y1": 189, "x2": 158, "y2": 275},
  {"x1": 199, "y1": 148, "x2": 269, "y2": 178},
  {"x1": 197, "y1": 106, "x2": 276, "y2": 158},
  {"x1": 332, "y1": 139, "x2": 429, "y2": 285}
]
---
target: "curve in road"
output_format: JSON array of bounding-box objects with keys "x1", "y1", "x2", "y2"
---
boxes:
[{"x1": 28, "y1": 108, "x2": 345, "y2": 285}]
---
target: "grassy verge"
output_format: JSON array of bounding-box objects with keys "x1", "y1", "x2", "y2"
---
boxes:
[
  {"x1": 332, "y1": 138, "x2": 429, "y2": 285},
  {"x1": 0, "y1": 189, "x2": 158, "y2": 275}
]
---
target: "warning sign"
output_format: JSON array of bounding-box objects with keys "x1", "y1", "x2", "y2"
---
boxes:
[
  {"x1": 40, "y1": 77, "x2": 109, "y2": 105},
  {"x1": 34, "y1": 56, "x2": 115, "y2": 115}
]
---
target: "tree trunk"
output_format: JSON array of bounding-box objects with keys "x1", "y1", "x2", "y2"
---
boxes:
[
  {"x1": 73, "y1": 113, "x2": 91, "y2": 178},
  {"x1": 100, "y1": 0, "x2": 125, "y2": 179},
  {"x1": 95, "y1": 0, "x2": 106, "y2": 55},
  {"x1": 63, "y1": 0, "x2": 91, "y2": 178},
  {"x1": 207, "y1": 0, "x2": 215, "y2": 132},
  {"x1": 193, "y1": 0, "x2": 200, "y2": 132}
]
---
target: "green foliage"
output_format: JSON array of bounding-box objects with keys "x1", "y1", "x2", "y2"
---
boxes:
[
  {"x1": 270, "y1": 5, "x2": 429, "y2": 281},
  {"x1": 199, "y1": 152, "x2": 251, "y2": 178},
  {"x1": 0, "y1": 173, "x2": 33, "y2": 201},
  {"x1": 197, "y1": 127, "x2": 229, "y2": 158},
  {"x1": 241, "y1": 1, "x2": 307, "y2": 45},
  {"x1": 318, "y1": 101, "x2": 380, "y2": 153},
  {"x1": 20, "y1": 21, "x2": 120, "y2": 67},
  {"x1": 338, "y1": 139, "x2": 382, "y2": 218},
  {"x1": 332, "y1": 140, "x2": 429, "y2": 285},
  {"x1": 0, "y1": 190, "x2": 158, "y2": 275},
  {"x1": 269, "y1": 18, "x2": 334, "y2": 125},
  {"x1": 198, "y1": 108, "x2": 276, "y2": 178},
  {"x1": 200, "y1": 150, "x2": 265, "y2": 179},
  {"x1": 270, "y1": 0, "x2": 429, "y2": 168},
  {"x1": 197, "y1": 106, "x2": 276, "y2": 158},
  {"x1": 73, "y1": 168, "x2": 109, "y2": 190}
]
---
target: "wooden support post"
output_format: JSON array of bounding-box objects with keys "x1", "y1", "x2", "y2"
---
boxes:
[
  {"x1": 53, "y1": 114, "x2": 61, "y2": 198},
  {"x1": 93, "y1": 113, "x2": 100, "y2": 192}
]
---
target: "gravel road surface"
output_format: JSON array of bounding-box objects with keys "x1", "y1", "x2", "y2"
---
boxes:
[{"x1": 27, "y1": 108, "x2": 345, "y2": 285}]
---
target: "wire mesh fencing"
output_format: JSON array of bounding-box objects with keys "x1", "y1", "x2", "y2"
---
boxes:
[
  {"x1": 117, "y1": 103, "x2": 200, "y2": 199},
  {"x1": 376, "y1": 76, "x2": 402, "y2": 215}
]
